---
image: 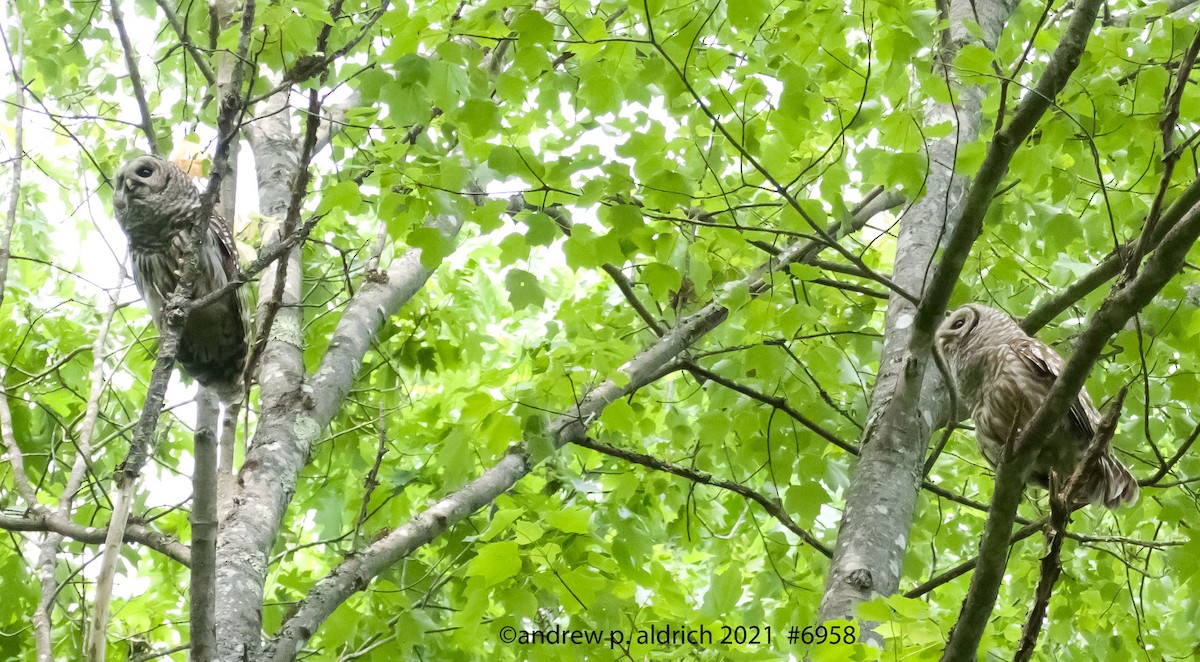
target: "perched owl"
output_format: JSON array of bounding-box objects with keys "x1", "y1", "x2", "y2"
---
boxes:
[
  {"x1": 934, "y1": 304, "x2": 1139, "y2": 508},
  {"x1": 113, "y1": 155, "x2": 249, "y2": 403}
]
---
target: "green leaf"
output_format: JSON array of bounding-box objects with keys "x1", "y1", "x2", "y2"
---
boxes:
[
  {"x1": 466, "y1": 541, "x2": 522, "y2": 587},
  {"x1": 700, "y1": 567, "x2": 742, "y2": 617},
  {"x1": 504, "y1": 269, "x2": 546, "y2": 310},
  {"x1": 395, "y1": 54, "x2": 431, "y2": 86},
  {"x1": 728, "y1": 0, "x2": 770, "y2": 31},
  {"x1": 545, "y1": 508, "x2": 591, "y2": 534},
  {"x1": 408, "y1": 227, "x2": 455, "y2": 270},
  {"x1": 521, "y1": 212, "x2": 559, "y2": 246},
  {"x1": 488, "y1": 145, "x2": 543, "y2": 181},
  {"x1": 954, "y1": 43, "x2": 996, "y2": 75},
  {"x1": 640, "y1": 262, "x2": 681, "y2": 299},
  {"x1": 316, "y1": 181, "x2": 363, "y2": 215},
  {"x1": 456, "y1": 98, "x2": 500, "y2": 136},
  {"x1": 1170, "y1": 533, "x2": 1200, "y2": 585},
  {"x1": 513, "y1": 11, "x2": 555, "y2": 45}
]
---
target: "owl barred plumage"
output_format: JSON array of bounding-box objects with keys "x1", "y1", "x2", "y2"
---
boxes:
[
  {"x1": 113, "y1": 155, "x2": 249, "y2": 403},
  {"x1": 935, "y1": 304, "x2": 1139, "y2": 509}
]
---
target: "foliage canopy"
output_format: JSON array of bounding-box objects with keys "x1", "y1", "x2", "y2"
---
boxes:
[{"x1": 1, "y1": 0, "x2": 1199, "y2": 659}]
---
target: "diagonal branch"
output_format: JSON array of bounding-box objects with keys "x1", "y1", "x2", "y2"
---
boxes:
[
  {"x1": 572, "y1": 436, "x2": 832, "y2": 556},
  {"x1": 110, "y1": 0, "x2": 160, "y2": 154},
  {"x1": 0, "y1": 382, "x2": 38, "y2": 505},
  {"x1": 264, "y1": 189, "x2": 904, "y2": 657},
  {"x1": 649, "y1": 41, "x2": 918, "y2": 304},
  {"x1": 31, "y1": 283, "x2": 123, "y2": 659},
  {"x1": 1013, "y1": 388, "x2": 1127, "y2": 662},
  {"x1": 243, "y1": 0, "x2": 391, "y2": 107},
  {"x1": 912, "y1": 0, "x2": 1107, "y2": 342},
  {"x1": 1140, "y1": 420, "x2": 1200, "y2": 486},
  {"x1": 153, "y1": 0, "x2": 218, "y2": 85},
  {"x1": 941, "y1": 183, "x2": 1200, "y2": 659},
  {"x1": 1124, "y1": 28, "x2": 1200, "y2": 279},
  {"x1": 904, "y1": 515, "x2": 1049, "y2": 599},
  {"x1": 683, "y1": 362, "x2": 857, "y2": 455},
  {"x1": 1022, "y1": 162, "x2": 1200, "y2": 334}
]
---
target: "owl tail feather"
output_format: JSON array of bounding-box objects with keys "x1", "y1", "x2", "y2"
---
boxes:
[{"x1": 1079, "y1": 452, "x2": 1140, "y2": 509}]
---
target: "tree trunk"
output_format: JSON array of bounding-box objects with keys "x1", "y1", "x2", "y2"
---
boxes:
[
  {"x1": 817, "y1": 0, "x2": 1021, "y2": 633},
  {"x1": 214, "y1": 93, "x2": 307, "y2": 660}
]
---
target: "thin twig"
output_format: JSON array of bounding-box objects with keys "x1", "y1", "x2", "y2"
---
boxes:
[
  {"x1": 110, "y1": 0, "x2": 160, "y2": 153},
  {"x1": 353, "y1": 407, "x2": 389, "y2": 548},
  {"x1": 1140, "y1": 419, "x2": 1200, "y2": 485},
  {"x1": 572, "y1": 436, "x2": 832, "y2": 557},
  {"x1": 1124, "y1": 28, "x2": 1200, "y2": 279},
  {"x1": 153, "y1": 0, "x2": 218, "y2": 84},
  {"x1": 0, "y1": 10, "x2": 25, "y2": 313}
]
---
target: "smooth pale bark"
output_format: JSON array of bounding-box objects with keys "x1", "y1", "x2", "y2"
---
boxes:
[
  {"x1": 191, "y1": 389, "x2": 220, "y2": 661},
  {"x1": 212, "y1": 91, "x2": 468, "y2": 658},
  {"x1": 817, "y1": 0, "x2": 1021, "y2": 632},
  {"x1": 214, "y1": 94, "x2": 307, "y2": 660},
  {"x1": 262, "y1": 194, "x2": 906, "y2": 658}
]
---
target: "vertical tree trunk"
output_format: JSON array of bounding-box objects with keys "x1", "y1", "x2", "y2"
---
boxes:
[
  {"x1": 817, "y1": 0, "x2": 1021, "y2": 632},
  {"x1": 191, "y1": 388, "x2": 219, "y2": 661},
  {"x1": 213, "y1": 92, "x2": 306, "y2": 660}
]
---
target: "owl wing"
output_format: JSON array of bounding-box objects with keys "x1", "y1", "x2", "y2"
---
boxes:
[
  {"x1": 209, "y1": 211, "x2": 240, "y2": 281},
  {"x1": 211, "y1": 210, "x2": 253, "y2": 339},
  {"x1": 172, "y1": 210, "x2": 250, "y2": 401},
  {"x1": 1007, "y1": 337, "x2": 1100, "y2": 442}
]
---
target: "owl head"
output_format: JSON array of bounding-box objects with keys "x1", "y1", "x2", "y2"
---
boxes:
[
  {"x1": 936, "y1": 305, "x2": 980, "y2": 358},
  {"x1": 113, "y1": 155, "x2": 200, "y2": 245},
  {"x1": 935, "y1": 304, "x2": 1024, "y2": 360}
]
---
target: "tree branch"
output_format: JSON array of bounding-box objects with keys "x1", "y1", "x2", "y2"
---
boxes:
[
  {"x1": 1140, "y1": 419, "x2": 1200, "y2": 486},
  {"x1": 110, "y1": 0, "x2": 160, "y2": 154},
  {"x1": 191, "y1": 390, "x2": 220, "y2": 660},
  {"x1": 941, "y1": 183, "x2": 1200, "y2": 659},
  {"x1": 264, "y1": 188, "x2": 905, "y2": 657},
  {"x1": 1013, "y1": 388, "x2": 1127, "y2": 662},
  {"x1": 0, "y1": 13, "x2": 24, "y2": 314},
  {"x1": 0, "y1": 512, "x2": 190, "y2": 566},
  {"x1": 904, "y1": 516, "x2": 1048, "y2": 599},
  {"x1": 912, "y1": 0, "x2": 1106, "y2": 342},
  {"x1": 153, "y1": 0, "x2": 218, "y2": 85},
  {"x1": 571, "y1": 436, "x2": 832, "y2": 556},
  {"x1": 683, "y1": 361, "x2": 858, "y2": 455}
]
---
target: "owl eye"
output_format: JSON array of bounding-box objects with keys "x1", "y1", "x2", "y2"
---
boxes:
[
  {"x1": 135, "y1": 165, "x2": 154, "y2": 177},
  {"x1": 950, "y1": 317, "x2": 966, "y2": 330}
]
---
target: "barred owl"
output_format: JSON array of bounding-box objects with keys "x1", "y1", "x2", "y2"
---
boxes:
[
  {"x1": 113, "y1": 155, "x2": 248, "y2": 403},
  {"x1": 935, "y1": 304, "x2": 1138, "y2": 508}
]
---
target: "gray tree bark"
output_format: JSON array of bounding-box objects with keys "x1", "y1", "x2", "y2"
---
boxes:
[
  {"x1": 261, "y1": 193, "x2": 905, "y2": 658},
  {"x1": 212, "y1": 91, "x2": 466, "y2": 659},
  {"x1": 214, "y1": 94, "x2": 308, "y2": 660},
  {"x1": 817, "y1": 0, "x2": 1021, "y2": 631}
]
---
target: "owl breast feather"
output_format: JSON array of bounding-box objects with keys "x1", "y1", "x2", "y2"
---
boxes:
[{"x1": 130, "y1": 225, "x2": 247, "y2": 396}]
